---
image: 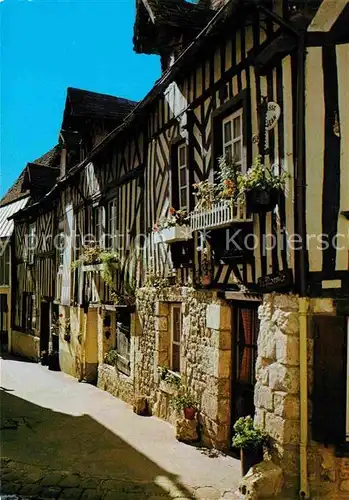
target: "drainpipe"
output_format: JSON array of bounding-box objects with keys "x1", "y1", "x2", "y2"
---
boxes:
[
  {"x1": 295, "y1": 31, "x2": 309, "y2": 500},
  {"x1": 256, "y1": 4, "x2": 309, "y2": 496},
  {"x1": 298, "y1": 296, "x2": 309, "y2": 499}
]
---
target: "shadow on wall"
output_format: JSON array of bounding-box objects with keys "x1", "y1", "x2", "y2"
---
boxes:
[{"x1": 0, "y1": 387, "x2": 193, "y2": 498}]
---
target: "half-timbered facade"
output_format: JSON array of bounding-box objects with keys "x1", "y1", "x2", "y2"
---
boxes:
[{"x1": 10, "y1": 0, "x2": 349, "y2": 497}]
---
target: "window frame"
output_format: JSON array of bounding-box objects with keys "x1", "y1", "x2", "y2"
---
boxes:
[
  {"x1": 170, "y1": 138, "x2": 192, "y2": 212},
  {"x1": 222, "y1": 107, "x2": 245, "y2": 173},
  {"x1": 0, "y1": 244, "x2": 10, "y2": 287},
  {"x1": 27, "y1": 223, "x2": 36, "y2": 265},
  {"x1": 177, "y1": 143, "x2": 190, "y2": 211},
  {"x1": 170, "y1": 303, "x2": 182, "y2": 373},
  {"x1": 107, "y1": 198, "x2": 118, "y2": 251},
  {"x1": 92, "y1": 205, "x2": 105, "y2": 249},
  {"x1": 212, "y1": 89, "x2": 251, "y2": 176}
]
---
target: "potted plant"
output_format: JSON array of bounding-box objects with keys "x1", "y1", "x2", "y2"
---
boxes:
[
  {"x1": 232, "y1": 416, "x2": 269, "y2": 476},
  {"x1": 237, "y1": 155, "x2": 288, "y2": 213},
  {"x1": 40, "y1": 350, "x2": 49, "y2": 366},
  {"x1": 171, "y1": 390, "x2": 198, "y2": 420},
  {"x1": 153, "y1": 208, "x2": 192, "y2": 244},
  {"x1": 193, "y1": 180, "x2": 217, "y2": 211}
]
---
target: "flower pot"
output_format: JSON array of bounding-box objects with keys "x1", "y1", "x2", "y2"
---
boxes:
[
  {"x1": 201, "y1": 274, "x2": 211, "y2": 286},
  {"x1": 40, "y1": 352, "x2": 49, "y2": 366},
  {"x1": 48, "y1": 351, "x2": 60, "y2": 372},
  {"x1": 154, "y1": 225, "x2": 192, "y2": 244},
  {"x1": 240, "y1": 446, "x2": 264, "y2": 476},
  {"x1": 246, "y1": 188, "x2": 279, "y2": 213},
  {"x1": 184, "y1": 407, "x2": 196, "y2": 420}
]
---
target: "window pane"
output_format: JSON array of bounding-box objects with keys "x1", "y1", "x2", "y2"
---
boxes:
[
  {"x1": 224, "y1": 120, "x2": 231, "y2": 142},
  {"x1": 224, "y1": 145, "x2": 232, "y2": 161},
  {"x1": 180, "y1": 167, "x2": 187, "y2": 187},
  {"x1": 234, "y1": 140, "x2": 242, "y2": 161},
  {"x1": 180, "y1": 190, "x2": 187, "y2": 209},
  {"x1": 233, "y1": 116, "x2": 241, "y2": 138},
  {"x1": 172, "y1": 307, "x2": 181, "y2": 341},
  {"x1": 172, "y1": 344, "x2": 180, "y2": 372},
  {"x1": 179, "y1": 146, "x2": 186, "y2": 166}
]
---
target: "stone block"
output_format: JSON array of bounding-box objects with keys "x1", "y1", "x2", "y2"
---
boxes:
[
  {"x1": 340, "y1": 480, "x2": 349, "y2": 492},
  {"x1": 307, "y1": 338, "x2": 314, "y2": 366},
  {"x1": 217, "y1": 348, "x2": 231, "y2": 378},
  {"x1": 239, "y1": 460, "x2": 283, "y2": 499},
  {"x1": 175, "y1": 418, "x2": 199, "y2": 442},
  {"x1": 275, "y1": 332, "x2": 299, "y2": 366},
  {"x1": 254, "y1": 408, "x2": 266, "y2": 429},
  {"x1": 273, "y1": 294, "x2": 299, "y2": 311},
  {"x1": 206, "y1": 304, "x2": 231, "y2": 331},
  {"x1": 256, "y1": 362, "x2": 269, "y2": 386},
  {"x1": 265, "y1": 413, "x2": 300, "y2": 445},
  {"x1": 311, "y1": 298, "x2": 334, "y2": 314},
  {"x1": 340, "y1": 458, "x2": 349, "y2": 479},
  {"x1": 154, "y1": 301, "x2": 169, "y2": 316},
  {"x1": 254, "y1": 383, "x2": 273, "y2": 411},
  {"x1": 258, "y1": 298, "x2": 273, "y2": 321},
  {"x1": 154, "y1": 317, "x2": 168, "y2": 332},
  {"x1": 258, "y1": 322, "x2": 276, "y2": 361},
  {"x1": 268, "y1": 362, "x2": 300, "y2": 394},
  {"x1": 272, "y1": 309, "x2": 299, "y2": 336},
  {"x1": 273, "y1": 391, "x2": 300, "y2": 420}
]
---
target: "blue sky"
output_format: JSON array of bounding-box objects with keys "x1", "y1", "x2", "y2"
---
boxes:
[{"x1": 0, "y1": 0, "x2": 160, "y2": 197}]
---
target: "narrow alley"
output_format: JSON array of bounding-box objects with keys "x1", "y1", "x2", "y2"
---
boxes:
[{"x1": 1, "y1": 355, "x2": 241, "y2": 500}]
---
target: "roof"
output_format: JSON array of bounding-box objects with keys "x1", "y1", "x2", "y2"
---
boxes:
[
  {"x1": 134, "y1": 0, "x2": 213, "y2": 54},
  {"x1": 23, "y1": 164, "x2": 60, "y2": 193},
  {"x1": 0, "y1": 197, "x2": 30, "y2": 239},
  {"x1": 63, "y1": 87, "x2": 137, "y2": 124},
  {"x1": 0, "y1": 145, "x2": 60, "y2": 208},
  {"x1": 14, "y1": 0, "x2": 249, "y2": 218}
]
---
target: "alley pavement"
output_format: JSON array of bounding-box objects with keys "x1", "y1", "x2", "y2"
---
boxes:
[{"x1": 0, "y1": 355, "x2": 241, "y2": 499}]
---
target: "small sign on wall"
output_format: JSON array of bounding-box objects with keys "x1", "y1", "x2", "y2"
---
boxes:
[
  {"x1": 266, "y1": 102, "x2": 281, "y2": 131},
  {"x1": 257, "y1": 269, "x2": 293, "y2": 293}
]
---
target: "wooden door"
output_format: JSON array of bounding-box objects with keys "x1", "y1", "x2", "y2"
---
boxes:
[
  {"x1": 231, "y1": 304, "x2": 260, "y2": 432},
  {"x1": 40, "y1": 302, "x2": 50, "y2": 353}
]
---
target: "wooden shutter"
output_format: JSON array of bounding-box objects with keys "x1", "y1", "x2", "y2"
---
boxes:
[{"x1": 312, "y1": 315, "x2": 347, "y2": 444}]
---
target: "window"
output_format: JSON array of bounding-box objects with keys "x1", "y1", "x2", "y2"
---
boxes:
[
  {"x1": 222, "y1": 108, "x2": 245, "y2": 172},
  {"x1": 0, "y1": 244, "x2": 10, "y2": 286},
  {"x1": 177, "y1": 144, "x2": 189, "y2": 210},
  {"x1": 22, "y1": 292, "x2": 34, "y2": 331},
  {"x1": 171, "y1": 142, "x2": 190, "y2": 212},
  {"x1": 28, "y1": 224, "x2": 36, "y2": 265},
  {"x1": 93, "y1": 206, "x2": 105, "y2": 248},
  {"x1": 170, "y1": 304, "x2": 182, "y2": 372},
  {"x1": 107, "y1": 199, "x2": 118, "y2": 250}
]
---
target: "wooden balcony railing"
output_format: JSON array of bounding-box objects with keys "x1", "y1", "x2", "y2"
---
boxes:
[{"x1": 190, "y1": 199, "x2": 253, "y2": 232}]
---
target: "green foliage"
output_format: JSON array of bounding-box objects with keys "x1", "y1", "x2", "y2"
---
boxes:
[
  {"x1": 154, "y1": 208, "x2": 189, "y2": 231},
  {"x1": 170, "y1": 387, "x2": 198, "y2": 411},
  {"x1": 104, "y1": 349, "x2": 118, "y2": 367},
  {"x1": 193, "y1": 180, "x2": 217, "y2": 210},
  {"x1": 237, "y1": 155, "x2": 288, "y2": 194},
  {"x1": 232, "y1": 416, "x2": 269, "y2": 450}
]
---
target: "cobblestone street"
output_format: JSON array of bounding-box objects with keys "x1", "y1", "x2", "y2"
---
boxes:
[{"x1": 0, "y1": 355, "x2": 241, "y2": 499}]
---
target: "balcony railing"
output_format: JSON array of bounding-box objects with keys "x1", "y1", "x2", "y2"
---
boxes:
[{"x1": 190, "y1": 199, "x2": 253, "y2": 232}]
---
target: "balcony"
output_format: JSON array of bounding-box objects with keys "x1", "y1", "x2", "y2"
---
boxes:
[{"x1": 190, "y1": 199, "x2": 253, "y2": 232}]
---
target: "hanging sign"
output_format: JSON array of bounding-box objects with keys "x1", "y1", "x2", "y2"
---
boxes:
[
  {"x1": 257, "y1": 269, "x2": 293, "y2": 293},
  {"x1": 266, "y1": 102, "x2": 281, "y2": 131}
]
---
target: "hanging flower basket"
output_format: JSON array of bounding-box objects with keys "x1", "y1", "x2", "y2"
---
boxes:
[{"x1": 245, "y1": 188, "x2": 279, "y2": 213}]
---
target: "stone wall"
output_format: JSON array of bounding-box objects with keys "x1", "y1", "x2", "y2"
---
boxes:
[
  {"x1": 254, "y1": 293, "x2": 349, "y2": 499},
  {"x1": 97, "y1": 363, "x2": 134, "y2": 406},
  {"x1": 135, "y1": 284, "x2": 232, "y2": 449}
]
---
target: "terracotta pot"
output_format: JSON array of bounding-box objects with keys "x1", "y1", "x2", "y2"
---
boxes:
[
  {"x1": 201, "y1": 275, "x2": 211, "y2": 286},
  {"x1": 240, "y1": 446, "x2": 264, "y2": 476},
  {"x1": 183, "y1": 407, "x2": 196, "y2": 420}
]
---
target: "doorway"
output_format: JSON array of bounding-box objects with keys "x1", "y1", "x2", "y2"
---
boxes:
[
  {"x1": 231, "y1": 303, "x2": 260, "y2": 434},
  {"x1": 0, "y1": 293, "x2": 8, "y2": 350},
  {"x1": 40, "y1": 302, "x2": 50, "y2": 353}
]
